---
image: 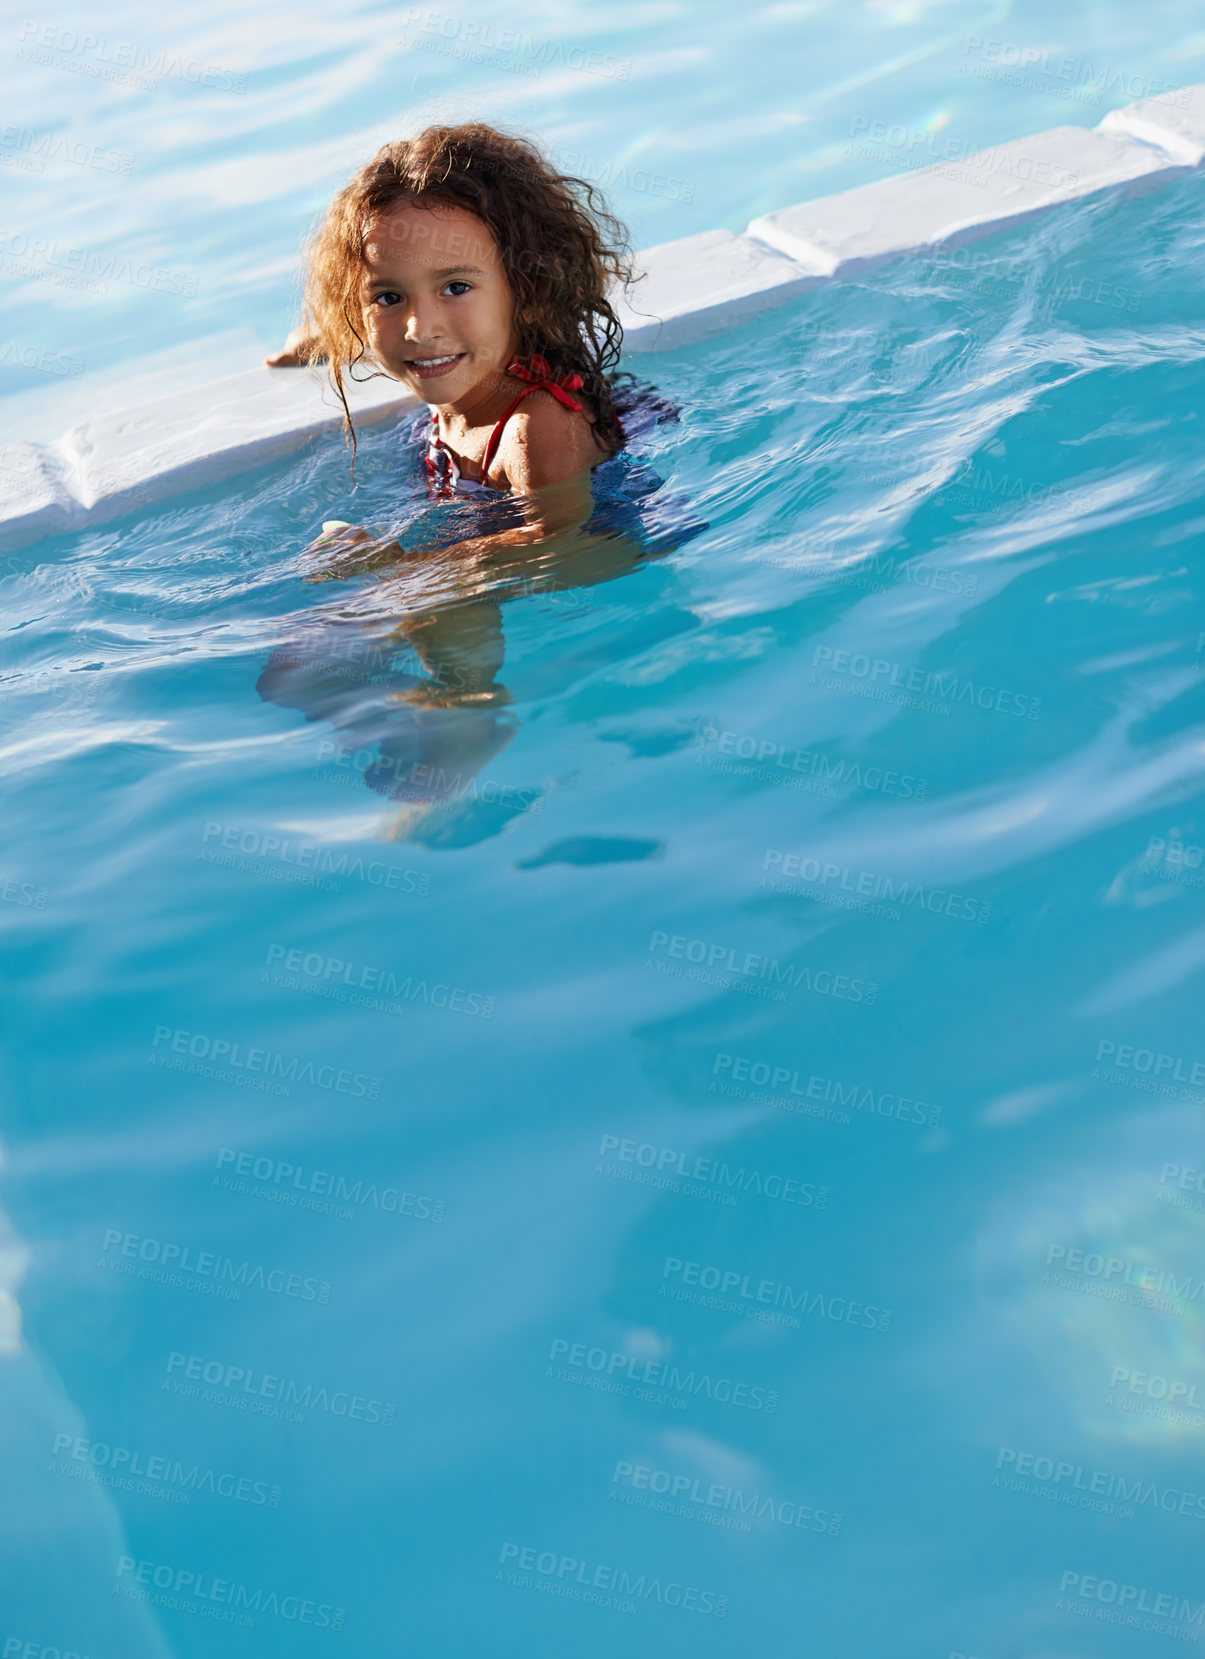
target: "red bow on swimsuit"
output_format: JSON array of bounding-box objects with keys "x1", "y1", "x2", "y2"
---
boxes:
[{"x1": 503, "y1": 353, "x2": 585, "y2": 412}]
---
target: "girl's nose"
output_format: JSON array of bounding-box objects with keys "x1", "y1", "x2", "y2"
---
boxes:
[{"x1": 402, "y1": 298, "x2": 448, "y2": 345}]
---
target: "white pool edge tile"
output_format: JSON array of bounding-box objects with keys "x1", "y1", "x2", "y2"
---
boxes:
[
  {"x1": 742, "y1": 124, "x2": 1189, "y2": 278},
  {"x1": 0, "y1": 369, "x2": 417, "y2": 555},
  {"x1": 1099, "y1": 83, "x2": 1205, "y2": 167},
  {"x1": 3, "y1": 85, "x2": 1203, "y2": 556}
]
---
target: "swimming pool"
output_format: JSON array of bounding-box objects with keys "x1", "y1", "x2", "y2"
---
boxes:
[{"x1": 3, "y1": 136, "x2": 1205, "y2": 1650}]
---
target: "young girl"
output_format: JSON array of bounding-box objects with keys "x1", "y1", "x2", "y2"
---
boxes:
[
  {"x1": 257, "y1": 124, "x2": 704, "y2": 840},
  {"x1": 268, "y1": 121, "x2": 666, "y2": 565}
]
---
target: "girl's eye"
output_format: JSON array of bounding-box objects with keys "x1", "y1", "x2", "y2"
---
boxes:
[
  {"x1": 444, "y1": 280, "x2": 471, "y2": 297},
  {"x1": 374, "y1": 291, "x2": 402, "y2": 307}
]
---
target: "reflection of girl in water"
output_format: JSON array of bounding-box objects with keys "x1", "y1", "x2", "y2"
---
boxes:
[
  {"x1": 255, "y1": 424, "x2": 697, "y2": 845},
  {"x1": 256, "y1": 599, "x2": 529, "y2": 847},
  {"x1": 258, "y1": 121, "x2": 705, "y2": 841},
  {"x1": 257, "y1": 390, "x2": 704, "y2": 846}
]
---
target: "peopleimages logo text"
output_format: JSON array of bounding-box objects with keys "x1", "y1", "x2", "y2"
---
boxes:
[
  {"x1": 647, "y1": 929, "x2": 877, "y2": 1003},
  {"x1": 695, "y1": 722, "x2": 930, "y2": 797},
  {"x1": 998, "y1": 1448, "x2": 1205, "y2": 1519},
  {"x1": 151, "y1": 1026, "x2": 381, "y2": 1098},
  {"x1": 497, "y1": 1543, "x2": 726, "y2": 1615},
  {"x1": 215, "y1": 1148, "x2": 443, "y2": 1222},
  {"x1": 762, "y1": 850, "x2": 992, "y2": 925},
  {"x1": 115, "y1": 1557, "x2": 344, "y2": 1627},
  {"x1": 547, "y1": 1338, "x2": 777, "y2": 1412},
  {"x1": 166, "y1": 1352, "x2": 394, "y2": 1425},
  {"x1": 1045, "y1": 1244, "x2": 1205, "y2": 1302},
  {"x1": 812, "y1": 645, "x2": 1041, "y2": 717},
  {"x1": 662, "y1": 1256, "x2": 892, "y2": 1332},
  {"x1": 1058, "y1": 1569, "x2": 1205, "y2": 1626},
  {"x1": 1096, "y1": 1039, "x2": 1205, "y2": 1087},
  {"x1": 265, "y1": 945, "x2": 495, "y2": 1019},
  {"x1": 711, "y1": 1052, "x2": 941, "y2": 1127},
  {"x1": 598, "y1": 1135, "x2": 826, "y2": 1208},
  {"x1": 51, "y1": 1433, "x2": 279, "y2": 1506},
  {"x1": 1, "y1": 1640, "x2": 91, "y2": 1659},
  {"x1": 201, "y1": 821, "x2": 428, "y2": 893},
  {"x1": 612, "y1": 1461, "x2": 841, "y2": 1534},
  {"x1": 17, "y1": 23, "x2": 248, "y2": 90},
  {"x1": 0, "y1": 231, "x2": 199, "y2": 294},
  {"x1": 1111, "y1": 1365, "x2": 1205, "y2": 1410},
  {"x1": 101, "y1": 1230, "x2": 331, "y2": 1303}
]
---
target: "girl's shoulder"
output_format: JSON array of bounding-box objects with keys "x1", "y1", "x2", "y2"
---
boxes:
[
  {"x1": 497, "y1": 383, "x2": 606, "y2": 489},
  {"x1": 496, "y1": 367, "x2": 681, "y2": 441},
  {"x1": 504, "y1": 371, "x2": 681, "y2": 475}
]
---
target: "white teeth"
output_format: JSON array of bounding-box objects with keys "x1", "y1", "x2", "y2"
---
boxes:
[{"x1": 412, "y1": 354, "x2": 459, "y2": 367}]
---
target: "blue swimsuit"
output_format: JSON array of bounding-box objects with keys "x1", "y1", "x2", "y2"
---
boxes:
[{"x1": 412, "y1": 366, "x2": 707, "y2": 558}]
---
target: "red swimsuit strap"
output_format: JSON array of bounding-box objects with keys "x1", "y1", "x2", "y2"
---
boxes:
[{"x1": 479, "y1": 353, "x2": 585, "y2": 483}]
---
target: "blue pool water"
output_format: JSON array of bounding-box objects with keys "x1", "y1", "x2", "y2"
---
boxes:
[{"x1": 4, "y1": 156, "x2": 1205, "y2": 1652}]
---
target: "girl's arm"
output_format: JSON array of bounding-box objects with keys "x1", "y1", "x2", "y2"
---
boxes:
[
  {"x1": 304, "y1": 396, "x2": 634, "y2": 582},
  {"x1": 498, "y1": 394, "x2": 606, "y2": 498},
  {"x1": 304, "y1": 459, "x2": 605, "y2": 586},
  {"x1": 303, "y1": 470, "x2": 639, "y2": 593}
]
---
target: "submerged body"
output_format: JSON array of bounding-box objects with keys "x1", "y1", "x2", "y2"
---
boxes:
[{"x1": 259, "y1": 373, "x2": 705, "y2": 836}]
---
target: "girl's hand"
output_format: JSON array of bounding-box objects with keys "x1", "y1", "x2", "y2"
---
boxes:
[
  {"x1": 302, "y1": 522, "x2": 406, "y2": 583},
  {"x1": 265, "y1": 325, "x2": 325, "y2": 368},
  {"x1": 309, "y1": 520, "x2": 361, "y2": 550}
]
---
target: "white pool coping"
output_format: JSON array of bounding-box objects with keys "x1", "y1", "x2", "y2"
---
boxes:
[{"x1": 4, "y1": 82, "x2": 1205, "y2": 555}]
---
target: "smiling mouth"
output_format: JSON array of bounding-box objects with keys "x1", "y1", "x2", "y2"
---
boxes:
[{"x1": 405, "y1": 352, "x2": 465, "y2": 378}]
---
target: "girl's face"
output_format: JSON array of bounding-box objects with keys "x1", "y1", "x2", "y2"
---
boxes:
[{"x1": 360, "y1": 201, "x2": 519, "y2": 407}]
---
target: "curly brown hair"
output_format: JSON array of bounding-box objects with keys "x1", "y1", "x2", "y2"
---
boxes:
[{"x1": 298, "y1": 122, "x2": 636, "y2": 467}]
